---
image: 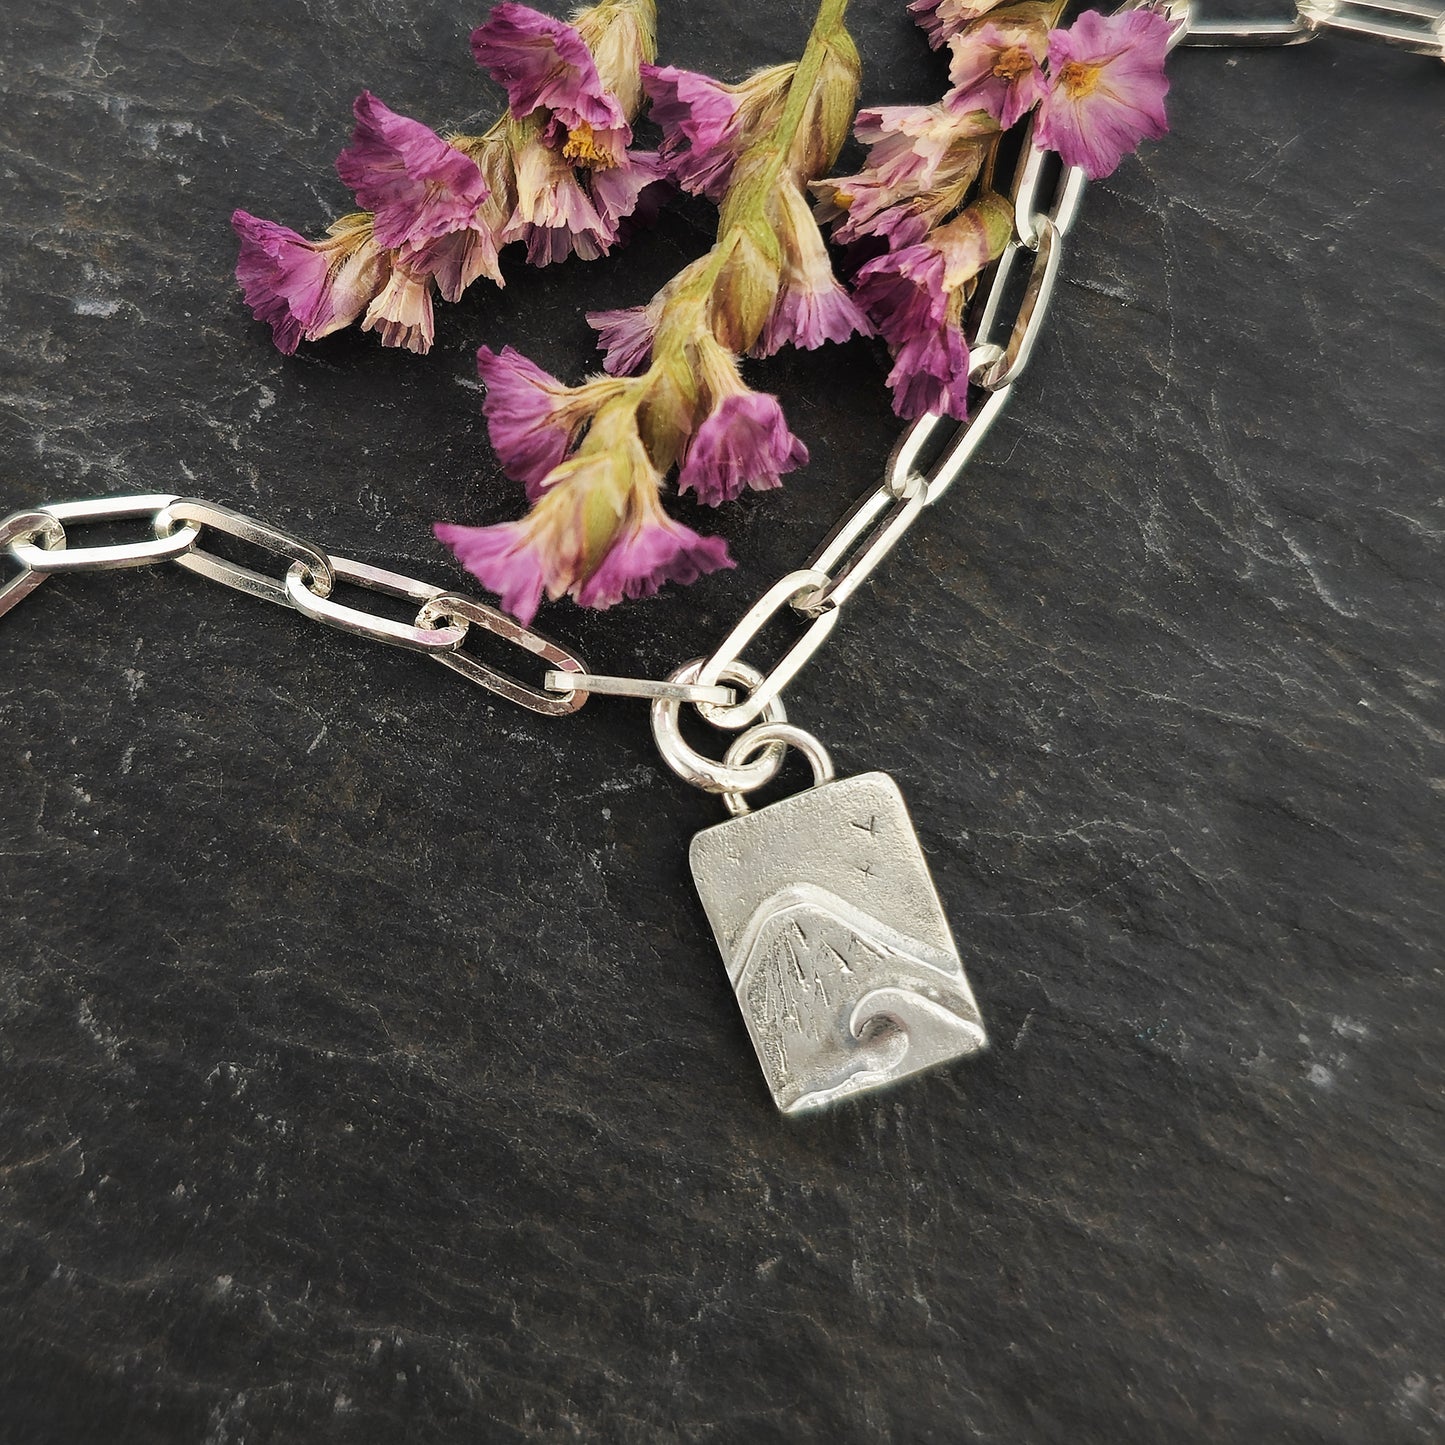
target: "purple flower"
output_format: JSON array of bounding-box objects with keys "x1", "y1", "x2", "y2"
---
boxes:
[
  {"x1": 471, "y1": 2, "x2": 627, "y2": 136},
  {"x1": 947, "y1": 22, "x2": 1048, "y2": 130},
  {"x1": 852, "y1": 244, "x2": 948, "y2": 349},
  {"x1": 642, "y1": 63, "x2": 743, "y2": 199},
  {"x1": 232, "y1": 210, "x2": 385, "y2": 354},
  {"x1": 435, "y1": 519, "x2": 549, "y2": 625},
  {"x1": 588, "y1": 148, "x2": 668, "y2": 233},
  {"x1": 576, "y1": 490, "x2": 734, "y2": 610},
  {"x1": 813, "y1": 103, "x2": 996, "y2": 250},
  {"x1": 642, "y1": 62, "x2": 794, "y2": 200},
  {"x1": 477, "y1": 345, "x2": 623, "y2": 500},
  {"x1": 886, "y1": 326, "x2": 972, "y2": 421},
  {"x1": 404, "y1": 224, "x2": 503, "y2": 303},
  {"x1": 587, "y1": 299, "x2": 662, "y2": 375},
  {"x1": 1035, "y1": 8, "x2": 1171, "y2": 181},
  {"x1": 436, "y1": 402, "x2": 733, "y2": 624},
  {"x1": 335, "y1": 92, "x2": 490, "y2": 251},
  {"x1": 678, "y1": 390, "x2": 810, "y2": 506},
  {"x1": 851, "y1": 196, "x2": 1013, "y2": 420},
  {"x1": 909, "y1": 0, "x2": 1010, "y2": 50},
  {"x1": 755, "y1": 185, "x2": 870, "y2": 356},
  {"x1": 502, "y1": 129, "x2": 612, "y2": 265}
]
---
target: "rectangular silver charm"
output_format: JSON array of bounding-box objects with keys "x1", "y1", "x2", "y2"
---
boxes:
[{"x1": 689, "y1": 773, "x2": 987, "y2": 1114}]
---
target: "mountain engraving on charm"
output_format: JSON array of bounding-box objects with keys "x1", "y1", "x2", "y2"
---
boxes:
[{"x1": 690, "y1": 773, "x2": 987, "y2": 1113}]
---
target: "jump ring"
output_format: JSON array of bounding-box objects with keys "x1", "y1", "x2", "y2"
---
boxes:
[
  {"x1": 720, "y1": 724, "x2": 836, "y2": 818},
  {"x1": 651, "y1": 659, "x2": 788, "y2": 794}
]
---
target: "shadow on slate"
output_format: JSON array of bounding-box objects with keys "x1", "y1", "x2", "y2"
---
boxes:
[{"x1": 0, "y1": 2, "x2": 1441, "y2": 1442}]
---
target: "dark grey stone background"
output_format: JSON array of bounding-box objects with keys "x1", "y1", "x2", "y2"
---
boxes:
[{"x1": 1, "y1": 3, "x2": 1441, "y2": 1442}]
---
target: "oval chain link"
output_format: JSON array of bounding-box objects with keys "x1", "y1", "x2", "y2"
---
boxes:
[{"x1": 11, "y1": 494, "x2": 201, "y2": 573}]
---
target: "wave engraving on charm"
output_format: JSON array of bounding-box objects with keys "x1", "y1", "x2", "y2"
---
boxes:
[{"x1": 690, "y1": 772, "x2": 987, "y2": 1113}]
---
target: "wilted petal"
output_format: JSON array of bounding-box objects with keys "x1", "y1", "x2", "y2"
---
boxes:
[
  {"x1": 678, "y1": 390, "x2": 810, "y2": 506},
  {"x1": 642, "y1": 63, "x2": 743, "y2": 199},
  {"x1": 851, "y1": 243, "x2": 948, "y2": 349},
  {"x1": 502, "y1": 131, "x2": 612, "y2": 265},
  {"x1": 232, "y1": 210, "x2": 384, "y2": 353},
  {"x1": 947, "y1": 22, "x2": 1048, "y2": 130},
  {"x1": 477, "y1": 345, "x2": 625, "y2": 500},
  {"x1": 577, "y1": 488, "x2": 734, "y2": 610},
  {"x1": 435, "y1": 520, "x2": 548, "y2": 625},
  {"x1": 472, "y1": 2, "x2": 626, "y2": 133},
  {"x1": 756, "y1": 185, "x2": 870, "y2": 356},
  {"x1": 405, "y1": 224, "x2": 503, "y2": 302},
  {"x1": 361, "y1": 261, "x2": 435, "y2": 354},
  {"x1": 587, "y1": 301, "x2": 662, "y2": 375},
  {"x1": 335, "y1": 92, "x2": 490, "y2": 250},
  {"x1": 587, "y1": 148, "x2": 668, "y2": 232},
  {"x1": 909, "y1": 0, "x2": 1010, "y2": 49},
  {"x1": 1036, "y1": 8, "x2": 1171, "y2": 180},
  {"x1": 886, "y1": 325, "x2": 972, "y2": 421}
]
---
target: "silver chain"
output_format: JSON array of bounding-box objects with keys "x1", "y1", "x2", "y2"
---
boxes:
[
  {"x1": 0, "y1": 494, "x2": 594, "y2": 717},
  {"x1": 3, "y1": 0, "x2": 1437, "y2": 788}
]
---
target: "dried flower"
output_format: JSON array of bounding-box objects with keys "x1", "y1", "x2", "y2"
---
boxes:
[
  {"x1": 813, "y1": 102, "x2": 996, "y2": 249},
  {"x1": 231, "y1": 211, "x2": 385, "y2": 355},
  {"x1": 909, "y1": 0, "x2": 1011, "y2": 50},
  {"x1": 947, "y1": 19, "x2": 1049, "y2": 130},
  {"x1": 234, "y1": 0, "x2": 658, "y2": 354},
  {"x1": 1035, "y1": 8, "x2": 1172, "y2": 180},
  {"x1": 439, "y1": 0, "x2": 861, "y2": 620},
  {"x1": 335, "y1": 93, "x2": 490, "y2": 251},
  {"x1": 435, "y1": 397, "x2": 732, "y2": 624},
  {"x1": 851, "y1": 193, "x2": 1013, "y2": 420},
  {"x1": 819, "y1": 2, "x2": 1171, "y2": 420}
]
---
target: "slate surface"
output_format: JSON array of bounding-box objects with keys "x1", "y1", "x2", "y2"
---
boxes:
[{"x1": 1, "y1": 4, "x2": 1441, "y2": 1442}]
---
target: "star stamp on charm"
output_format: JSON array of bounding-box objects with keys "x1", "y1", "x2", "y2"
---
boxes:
[{"x1": 689, "y1": 762, "x2": 987, "y2": 1114}]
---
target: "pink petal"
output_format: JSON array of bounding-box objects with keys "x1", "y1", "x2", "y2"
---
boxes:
[
  {"x1": 232, "y1": 211, "x2": 330, "y2": 355},
  {"x1": 886, "y1": 325, "x2": 972, "y2": 422},
  {"x1": 575, "y1": 505, "x2": 734, "y2": 610},
  {"x1": 476, "y1": 345, "x2": 578, "y2": 500},
  {"x1": 335, "y1": 92, "x2": 490, "y2": 251},
  {"x1": 947, "y1": 25, "x2": 1047, "y2": 131},
  {"x1": 641, "y1": 63, "x2": 743, "y2": 200},
  {"x1": 404, "y1": 224, "x2": 503, "y2": 302},
  {"x1": 1036, "y1": 9, "x2": 1171, "y2": 180},
  {"x1": 231, "y1": 211, "x2": 383, "y2": 353},
  {"x1": 471, "y1": 3, "x2": 625, "y2": 133},
  {"x1": 586, "y1": 304, "x2": 658, "y2": 376},
  {"x1": 503, "y1": 138, "x2": 612, "y2": 265},
  {"x1": 434, "y1": 520, "x2": 547, "y2": 626},
  {"x1": 851, "y1": 243, "x2": 949, "y2": 348},
  {"x1": 909, "y1": 0, "x2": 1008, "y2": 49},
  {"x1": 758, "y1": 280, "x2": 872, "y2": 355},
  {"x1": 677, "y1": 391, "x2": 810, "y2": 506},
  {"x1": 587, "y1": 149, "x2": 668, "y2": 232}
]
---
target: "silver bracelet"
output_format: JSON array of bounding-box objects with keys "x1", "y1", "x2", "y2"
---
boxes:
[{"x1": 2, "y1": 4, "x2": 1439, "y2": 1114}]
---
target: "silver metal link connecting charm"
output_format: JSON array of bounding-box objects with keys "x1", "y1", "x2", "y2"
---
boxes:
[
  {"x1": 16, "y1": 494, "x2": 202, "y2": 573},
  {"x1": 155, "y1": 497, "x2": 335, "y2": 606},
  {"x1": 650, "y1": 660, "x2": 790, "y2": 794}
]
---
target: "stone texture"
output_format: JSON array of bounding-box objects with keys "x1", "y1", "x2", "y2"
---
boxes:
[{"x1": 0, "y1": 4, "x2": 1441, "y2": 1443}]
